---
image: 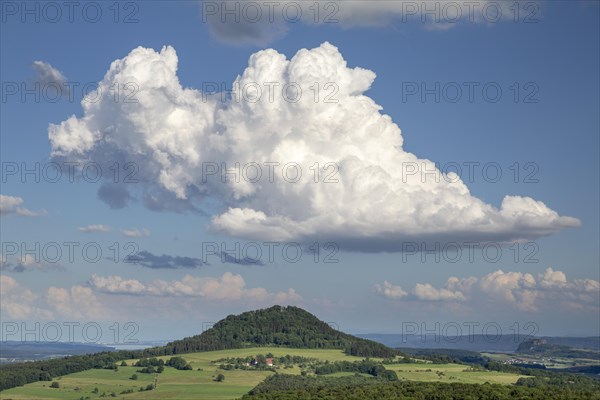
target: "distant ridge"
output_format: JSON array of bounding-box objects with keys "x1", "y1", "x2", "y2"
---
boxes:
[
  {"x1": 358, "y1": 334, "x2": 600, "y2": 353},
  {"x1": 0, "y1": 342, "x2": 113, "y2": 363}
]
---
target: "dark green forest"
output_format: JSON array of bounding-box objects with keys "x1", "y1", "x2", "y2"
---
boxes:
[{"x1": 240, "y1": 374, "x2": 600, "y2": 400}]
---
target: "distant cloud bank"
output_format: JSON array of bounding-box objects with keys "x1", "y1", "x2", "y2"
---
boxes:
[{"x1": 375, "y1": 267, "x2": 600, "y2": 312}]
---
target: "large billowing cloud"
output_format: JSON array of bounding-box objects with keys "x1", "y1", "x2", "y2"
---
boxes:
[
  {"x1": 200, "y1": 1, "x2": 539, "y2": 45},
  {"x1": 48, "y1": 43, "x2": 578, "y2": 252},
  {"x1": 375, "y1": 268, "x2": 599, "y2": 312}
]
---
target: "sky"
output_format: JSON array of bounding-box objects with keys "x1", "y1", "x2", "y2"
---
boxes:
[{"x1": 0, "y1": 1, "x2": 598, "y2": 344}]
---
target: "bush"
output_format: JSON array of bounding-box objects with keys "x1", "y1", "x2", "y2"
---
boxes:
[
  {"x1": 215, "y1": 373, "x2": 225, "y2": 382},
  {"x1": 167, "y1": 356, "x2": 192, "y2": 370},
  {"x1": 50, "y1": 381, "x2": 60, "y2": 388},
  {"x1": 130, "y1": 374, "x2": 138, "y2": 380}
]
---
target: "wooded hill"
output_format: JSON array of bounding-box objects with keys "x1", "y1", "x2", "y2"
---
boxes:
[
  {"x1": 164, "y1": 305, "x2": 398, "y2": 357},
  {"x1": 0, "y1": 305, "x2": 398, "y2": 391}
]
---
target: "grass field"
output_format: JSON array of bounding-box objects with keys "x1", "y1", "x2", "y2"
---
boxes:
[
  {"x1": 0, "y1": 347, "x2": 527, "y2": 400},
  {"x1": 385, "y1": 363, "x2": 529, "y2": 385}
]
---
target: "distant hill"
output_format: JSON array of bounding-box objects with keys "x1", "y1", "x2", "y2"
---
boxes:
[
  {"x1": 359, "y1": 334, "x2": 600, "y2": 353},
  {"x1": 163, "y1": 306, "x2": 398, "y2": 358},
  {"x1": 0, "y1": 342, "x2": 114, "y2": 363},
  {"x1": 540, "y1": 337, "x2": 600, "y2": 351},
  {"x1": 516, "y1": 339, "x2": 600, "y2": 359},
  {"x1": 358, "y1": 334, "x2": 530, "y2": 352}
]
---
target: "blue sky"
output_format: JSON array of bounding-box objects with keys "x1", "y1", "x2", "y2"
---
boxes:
[{"x1": 1, "y1": 1, "x2": 598, "y2": 342}]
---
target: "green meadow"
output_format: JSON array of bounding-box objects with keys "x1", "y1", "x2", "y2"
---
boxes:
[
  {"x1": 385, "y1": 363, "x2": 529, "y2": 385},
  {"x1": 0, "y1": 347, "x2": 527, "y2": 400}
]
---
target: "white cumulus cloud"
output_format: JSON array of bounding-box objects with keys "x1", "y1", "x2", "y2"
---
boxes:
[
  {"x1": 32, "y1": 60, "x2": 68, "y2": 87},
  {"x1": 121, "y1": 228, "x2": 151, "y2": 237},
  {"x1": 47, "y1": 285, "x2": 108, "y2": 319},
  {"x1": 413, "y1": 282, "x2": 468, "y2": 301},
  {"x1": 48, "y1": 43, "x2": 578, "y2": 252},
  {"x1": 0, "y1": 275, "x2": 53, "y2": 319},
  {"x1": 78, "y1": 224, "x2": 112, "y2": 233},
  {"x1": 374, "y1": 281, "x2": 408, "y2": 299},
  {"x1": 88, "y1": 272, "x2": 302, "y2": 303},
  {"x1": 0, "y1": 194, "x2": 45, "y2": 217},
  {"x1": 376, "y1": 268, "x2": 599, "y2": 312}
]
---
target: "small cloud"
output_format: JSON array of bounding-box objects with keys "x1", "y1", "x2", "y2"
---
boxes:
[
  {"x1": 0, "y1": 194, "x2": 45, "y2": 217},
  {"x1": 220, "y1": 251, "x2": 265, "y2": 266},
  {"x1": 32, "y1": 60, "x2": 68, "y2": 90},
  {"x1": 374, "y1": 281, "x2": 408, "y2": 299},
  {"x1": 0, "y1": 254, "x2": 64, "y2": 273},
  {"x1": 78, "y1": 224, "x2": 112, "y2": 233},
  {"x1": 413, "y1": 283, "x2": 467, "y2": 301},
  {"x1": 121, "y1": 228, "x2": 151, "y2": 237},
  {"x1": 125, "y1": 250, "x2": 203, "y2": 269}
]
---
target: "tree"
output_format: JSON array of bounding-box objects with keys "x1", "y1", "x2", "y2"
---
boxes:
[
  {"x1": 255, "y1": 354, "x2": 266, "y2": 364},
  {"x1": 120, "y1": 361, "x2": 128, "y2": 366},
  {"x1": 130, "y1": 374, "x2": 138, "y2": 380},
  {"x1": 215, "y1": 373, "x2": 225, "y2": 382},
  {"x1": 167, "y1": 356, "x2": 189, "y2": 370},
  {"x1": 50, "y1": 381, "x2": 60, "y2": 388}
]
